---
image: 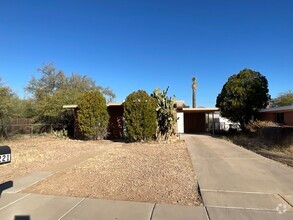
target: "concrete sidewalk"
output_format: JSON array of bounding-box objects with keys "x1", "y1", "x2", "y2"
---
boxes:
[
  {"x1": 0, "y1": 172, "x2": 208, "y2": 220},
  {"x1": 0, "y1": 192, "x2": 208, "y2": 220},
  {"x1": 183, "y1": 134, "x2": 293, "y2": 220}
]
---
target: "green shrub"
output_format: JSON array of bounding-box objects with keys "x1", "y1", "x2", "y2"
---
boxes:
[
  {"x1": 124, "y1": 90, "x2": 157, "y2": 141},
  {"x1": 77, "y1": 91, "x2": 109, "y2": 140}
]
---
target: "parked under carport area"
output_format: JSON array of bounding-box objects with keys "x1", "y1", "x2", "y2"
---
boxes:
[{"x1": 177, "y1": 108, "x2": 219, "y2": 134}]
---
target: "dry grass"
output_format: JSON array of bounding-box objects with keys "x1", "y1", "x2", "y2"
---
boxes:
[
  {"x1": 223, "y1": 134, "x2": 293, "y2": 167},
  {"x1": 1, "y1": 135, "x2": 201, "y2": 205}
]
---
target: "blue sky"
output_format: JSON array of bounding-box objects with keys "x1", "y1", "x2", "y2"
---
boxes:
[{"x1": 0, "y1": 0, "x2": 292, "y2": 107}]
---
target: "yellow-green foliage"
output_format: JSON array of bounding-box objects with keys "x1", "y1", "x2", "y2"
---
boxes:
[
  {"x1": 124, "y1": 90, "x2": 157, "y2": 141},
  {"x1": 77, "y1": 91, "x2": 109, "y2": 140},
  {"x1": 272, "y1": 90, "x2": 293, "y2": 107},
  {"x1": 0, "y1": 79, "x2": 21, "y2": 138}
]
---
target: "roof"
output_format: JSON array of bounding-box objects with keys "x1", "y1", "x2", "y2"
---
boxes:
[
  {"x1": 63, "y1": 103, "x2": 123, "y2": 109},
  {"x1": 259, "y1": 105, "x2": 293, "y2": 113},
  {"x1": 107, "y1": 102, "x2": 123, "y2": 107},
  {"x1": 182, "y1": 107, "x2": 219, "y2": 113},
  {"x1": 63, "y1": 105, "x2": 78, "y2": 109}
]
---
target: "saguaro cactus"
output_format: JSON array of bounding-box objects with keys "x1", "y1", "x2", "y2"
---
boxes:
[{"x1": 192, "y1": 77, "x2": 197, "y2": 108}]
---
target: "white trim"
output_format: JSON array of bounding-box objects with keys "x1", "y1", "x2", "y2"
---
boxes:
[
  {"x1": 63, "y1": 105, "x2": 78, "y2": 109},
  {"x1": 107, "y1": 102, "x2": 123, "y2": 106},
  {"x1": 182, "y1": 107, "x2": 219, "y2": 113}
]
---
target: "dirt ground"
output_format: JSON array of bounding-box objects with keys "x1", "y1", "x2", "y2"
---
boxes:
[
  {"x1": 1, "y1": 135, "x2": 201, "y2": 206},
  {"x1": 0, "y1": 135, "x2": 112, "y2": 182},
  {"x1": 222, "y1": 135, "x2": 293, "y2": 167},
  {"x1": 255, "y1": 148, "x2": 293, "y2": 167}
]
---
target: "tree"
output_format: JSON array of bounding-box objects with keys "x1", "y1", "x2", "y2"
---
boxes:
[
  {"x1": 25, "y1": 63, "x2": 66, "y2": 100},
  {"x1": 0, "y1": 79, "x2": 20, "y2": 138},
  {"x1": 16, "y1": 98, "x2": 38, "y2": 118},
  {"x1": 25, "y1": 63, "x2": 115, "y2": 133},
  {"x1": 216, "y1": 69, "x2": 270, "y2": 130},
  {"x1": 77, "y1": 91, "x2": 109, "y2": 140},
  {"x1": 271, "y1": 90, "x2": 293, "y2": 107},
  {"x1": 124, "y1": 90, "x2": 157, "y2": 141},
  {"x1": 151, "y1": 87, "x2": 177, "y2": 140}
]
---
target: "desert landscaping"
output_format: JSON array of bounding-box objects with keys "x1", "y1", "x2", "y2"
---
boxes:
[{"x1": 0, "y1": 135, "x2": 201, "y2": 206}]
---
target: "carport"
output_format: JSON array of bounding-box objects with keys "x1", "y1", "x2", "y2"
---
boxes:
[{"x1": 177, "y1": 107, "x2": 219, "y2": 134}]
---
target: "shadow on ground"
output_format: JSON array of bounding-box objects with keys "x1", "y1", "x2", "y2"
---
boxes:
[{"x1": 0, "y1": 181, "x2": 13, "y2": 197}]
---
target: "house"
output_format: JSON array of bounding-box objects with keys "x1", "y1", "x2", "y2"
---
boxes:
[
  {"x1": 64, "y1": 100, "x2": 221, "y2": 139},
  {"x1": 63, "y1": 103, "x2": 124, "y2": 139},
  {"x1": 107, "y1": 102, "x2": 124, "y2": 139},
  {"x1": 176, "y1": 101, "x2": 219, "y2": 134},
  {"x1": 258, "y1": 105, "x2": 293, "y2": 126}
]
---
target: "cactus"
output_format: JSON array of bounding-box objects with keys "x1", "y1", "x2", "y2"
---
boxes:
[{"x1": 152, "y1": 87, "x2": 177, "y2": 141}]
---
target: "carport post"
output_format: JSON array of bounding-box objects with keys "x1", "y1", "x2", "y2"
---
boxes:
[
  {"x1": 207, "y1": 112, "x2": 210, "y2": 132},
  {"x1": 212, "y1": 112, "x2": 215, "y2": 135}
]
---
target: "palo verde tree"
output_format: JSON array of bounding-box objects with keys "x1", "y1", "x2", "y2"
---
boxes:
[
  {"x1": 151, "y1": 87, "x2": 177, "y2": 140},
  {"x1": 216, "y1": 69, "x2": 270, "y2": 130},
  {"x1": 0, "y1": 78, "x2": 21, "y2": 138},
  {"x1": 271, "y1": 90, "x2": 293, "y2": 107},
  {"x1": 77, "y1": 91, "x2": 109, "y2": 140},
  {"x1": 25, "y1": 63, "x2": 115, "y2": 134},
  {"x1": 124, "y1": 90, "x2": 157, "y2": 141}
]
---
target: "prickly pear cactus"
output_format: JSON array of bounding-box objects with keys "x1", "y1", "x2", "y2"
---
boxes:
[{"x1": 152, "y1": 87, "x2": 177, "y2": 141}]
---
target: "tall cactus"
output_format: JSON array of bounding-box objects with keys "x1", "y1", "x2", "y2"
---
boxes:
[
  {"x1": 192, "y1": 77, "x2": 197, "y2": 108},
  {"x1": 152, "y1": 87, "x2": 177, "y2": 141}
]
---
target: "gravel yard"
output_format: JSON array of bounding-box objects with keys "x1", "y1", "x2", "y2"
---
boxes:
[
  {"x1": 1, "y1": 136, "x2": 201, "y2": 205},
  {"x1": 0, "y1": 135, "x2": 112, "y2": 182}
]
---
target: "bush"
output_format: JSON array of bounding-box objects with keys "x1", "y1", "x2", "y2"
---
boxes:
[
  {"x1": 245, "y1": 120, "x2": 279, "y2": 133},
  {"x1": 124, "y1": 90, "x2": 157, "y2": 141},
  {"x1": 53, "y1": 129, "x2": 68, "y2": 139},
  {"x1": 245, "y1": 120, "x2": 292, "y2": 147},
  {"x1": 77, "y1": 91, "x2": 109, "y2": 140},
  {"x1": 260, "y1": 126, "x2": 293, "y2": 147}
]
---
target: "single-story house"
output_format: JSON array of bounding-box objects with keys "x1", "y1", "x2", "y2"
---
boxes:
[
  {"x1": 258, "y1": 105, "x2": 293, "y2": 126},
  {"x1": 107, "y1": 102, "x2": 123, "y2": 139},
  {"x1": 63, "y1": 101, "x2": 220, "y2": 139},
  {"x1": 63, "y1": 103, "x2": 124, "y2": 139}
]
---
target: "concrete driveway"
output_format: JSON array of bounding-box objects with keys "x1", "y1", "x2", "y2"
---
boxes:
[{"x1": 183, "y1": 134, "x2": 293, "y2": 220}]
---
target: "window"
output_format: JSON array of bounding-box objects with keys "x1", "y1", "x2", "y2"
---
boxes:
[{"x1": 276, "y1": 113, "x2": 284, "y2": 124}]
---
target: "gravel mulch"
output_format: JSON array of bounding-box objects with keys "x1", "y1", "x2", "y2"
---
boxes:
[
  {"x1": 1, "y1": 136, "x2": 201, "y2": 205},
  {"x1": 0, "y1": 135, "x2": 111, "y2": 182}
]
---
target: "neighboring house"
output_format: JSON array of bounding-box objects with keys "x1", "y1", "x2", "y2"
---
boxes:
[{"x1": 258, "y1": 105, "x2": 293, "y2": 126}]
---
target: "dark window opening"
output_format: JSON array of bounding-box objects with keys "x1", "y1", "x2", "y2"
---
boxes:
[{"x1": 276, "y1": 113, "x2": 284, "y2": 124}]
